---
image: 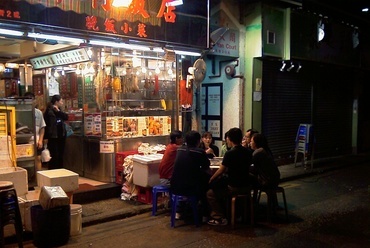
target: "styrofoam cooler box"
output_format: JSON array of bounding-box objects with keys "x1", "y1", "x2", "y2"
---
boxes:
[
  {"x1": 37, "y1": 169, "x2": 79, "y2": 193},
  {"x1": 133, "y1": 154, "x2": 163, "y2": 187},
  {"x1": 18, "y1": 190, "x2": 40, "y2": 231},
  {"x1": 0, "y1": 167, "x2": 28, "y2": 196}
]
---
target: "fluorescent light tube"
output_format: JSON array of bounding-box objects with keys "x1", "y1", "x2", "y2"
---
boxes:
[
  {"x1": 0, "y1": 28, "x2": 23, "y2": 37},
  {"x1": 89, "y1": 40, "x2": 164, "y2": 52},
  {"x1": 28, "y1": 33, "x2": 84, "y2": 44},
  {"x1": 174, "y1": 50, "x2": 201, "y2": 56}
]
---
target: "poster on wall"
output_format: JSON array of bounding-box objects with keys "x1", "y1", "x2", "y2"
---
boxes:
[
  {"x1": 201, "y1": 83, "x2": 223, "y2": 140},
  {"x1": 207, "y1": 86, "x2": 221, "y2": 116},
  {"x1": 48, "y1": 76, "x2": 59, "y2": 96},
  {"x1": 84, "y1": 113, "x2": 102, "y2": 137},
  {"x1": 208, "y1": 120, "x2": 221, "y2": 139}
]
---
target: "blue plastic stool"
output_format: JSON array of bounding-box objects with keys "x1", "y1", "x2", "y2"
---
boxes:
[
  {"x1": 0, "y1": 181, "x2": 23, "y2": 248},
  {"x1": 152, "y1": 185, "x2": 171, "y2": 216},
  {"x1": 170, "y1": 194, "x2": 199, "y2": 227}
]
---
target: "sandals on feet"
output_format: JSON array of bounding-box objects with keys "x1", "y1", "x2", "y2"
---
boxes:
[{"x1": 207, "y1": 218, "x2": 228, "y2": 226}]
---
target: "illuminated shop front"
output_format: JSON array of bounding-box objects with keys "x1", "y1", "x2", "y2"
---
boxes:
[{"x1": 0, "y1": 0, "x2": 209, "y2": 182}]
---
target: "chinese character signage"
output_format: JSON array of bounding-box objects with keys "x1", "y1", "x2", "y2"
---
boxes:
[
  {"x1": 0, "y1": 0, "x2": 208, "y2": 48},
  {"x1": 100, "y1": 140, "x2": 114, "y2": 153},
  {"x1": 29, "y1": 48, "x2": 90, "y2": 69},
  {"x1": 209, "y1": 28, "x2": 239, "y2": 57}
]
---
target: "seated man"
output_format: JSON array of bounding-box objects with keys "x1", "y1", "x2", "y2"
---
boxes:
[
  {"x1": 207, "y1": 127, "x2": 253, "y2": 225},
  {"x1": 158, "y1": 130, "x2": 183, "y2": 187},
  {"x1": 171, "y1": 130, "x2": 211, "y2": 220}
]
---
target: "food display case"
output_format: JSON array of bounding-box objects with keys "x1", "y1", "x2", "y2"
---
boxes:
[{"x1": 62, "y1": 54, "x2": 179, "y2": 183}]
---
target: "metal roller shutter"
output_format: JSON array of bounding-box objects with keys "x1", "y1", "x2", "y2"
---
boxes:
[{"x1": 262, "y1": 60, "x2": 353, "y2": 163}]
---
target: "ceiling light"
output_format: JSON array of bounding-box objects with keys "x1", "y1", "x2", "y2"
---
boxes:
[
  {"x1": 0, "y1": 28, "x2": 23, "y2": 37},
  {"x1": 89, "y1": 40, "x2": 164, "y2": 52},
  {"x1": 28, "y1": 33, "x2": 84, "y2": 44},
  {"x1": 5, "y1": 63, "x2": 19, "y2": 69},
  {"x1": 112, "y1": 0, "x2": 132, "y2": 7},
  {"x1": 166, "y1": 0, "x2": 183, "y2": 7},
  {"x1": 296, "y1": 63, "x2": 302, "y2": 73},
  {"x1": 362, "y1": 8, "x2": 369, "y2": 12},
  {"x1": 174, "y1": 50, "x2": 201, "y2": 56},
  {"x1": 280, "y1": 61, "x2": 286, "y2": 72},
  {"x1": 317, "y1": 20, "x2": 325, "y2": 42},
  {"x1": 286, "y1": 62, "x2": 295, "y2": 72},
  {"x1": 87, "y1": 48, "x2": 93, "y2": 57}
]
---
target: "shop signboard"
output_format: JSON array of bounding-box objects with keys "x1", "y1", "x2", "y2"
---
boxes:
[
  {"x1": 208, "y1": 28, "x2": 239, "y2": 57},
  {"x1": 0, "y1": 0, "x2": 208, "y2": 48},
  {"x1": 29, "y1": 48, "x2": 90, "y2": 70},
  {"x1": 100, "y1": 140, "x2": 114, "y2": 154}
]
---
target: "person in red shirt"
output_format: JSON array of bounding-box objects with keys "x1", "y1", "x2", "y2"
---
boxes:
[{"x1": 159, "y1": 130, "x2": 183, "y2": 186}]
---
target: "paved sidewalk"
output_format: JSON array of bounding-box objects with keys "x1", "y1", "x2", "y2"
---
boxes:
[{"x1": 80, "y1": 152, "x2": 370, "y2": 227}]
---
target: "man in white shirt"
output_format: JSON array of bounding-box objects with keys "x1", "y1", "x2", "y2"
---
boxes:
[{"x1": 24, "y1": 92, "x2": 46, "y2": 170}]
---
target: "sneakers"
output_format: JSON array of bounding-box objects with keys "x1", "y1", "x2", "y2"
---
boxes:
[
  {"x1": 207, "y1": 218, "x2": 228, "y2": 226},
  {"x1": 175, "y1": 213, "x2": 182, "y2": 220}
]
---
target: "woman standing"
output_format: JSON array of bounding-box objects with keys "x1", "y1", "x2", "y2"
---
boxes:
[{"x1": 43, "y1": 95, "x2": 68, "y2": 170}]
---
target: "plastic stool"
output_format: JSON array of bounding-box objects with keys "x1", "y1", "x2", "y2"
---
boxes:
[
  {"x1": 170, "y1": 194, "x2": 199, "y2": 228},
  {"x1": 257, "y1": 186, "x2": 289, "y2": 222},
  {"x1": 0, "y1": 181, "x2": 23, "y2": 248},
  {"x1": 152, "y1": 185, "x2": 171, "y2": 216}
]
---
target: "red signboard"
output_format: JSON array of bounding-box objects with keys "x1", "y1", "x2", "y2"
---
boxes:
[{"x1": 0, "y1": 0, "x2": 208, "y2": 48}]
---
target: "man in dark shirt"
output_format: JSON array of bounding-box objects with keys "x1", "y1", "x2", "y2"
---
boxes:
[
  {"x1": 171, "y1": 130, "x2": 211, "y2": 220},
  {"x1": 207, "y1": 127, "x2": 253, "y2": 225}
]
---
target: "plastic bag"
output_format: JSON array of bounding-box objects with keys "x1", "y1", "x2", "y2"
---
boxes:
[
  {"x1": 41, "y1": 145, "x2": 52, "y2": 162},
  {"x1": 64, "y1": 122, "x2": 74, "y2": 137}
]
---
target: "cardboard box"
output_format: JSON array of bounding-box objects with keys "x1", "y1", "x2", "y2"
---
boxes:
[
  {"x1": 39, "y1": 186, "x2": 70, "y2": 210},
  {"x1": 132, "y1": 154, "x2": 163, "y2": 187},
  {"x1": 0, "y1": 167, "x2": 28, "y2": 196},
  {"x1": 37, "y1": 169, "x2": 79, "y2": 193},
  {"x1": 16, "y1": 143, "x2": 34, "y2": 158}
]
